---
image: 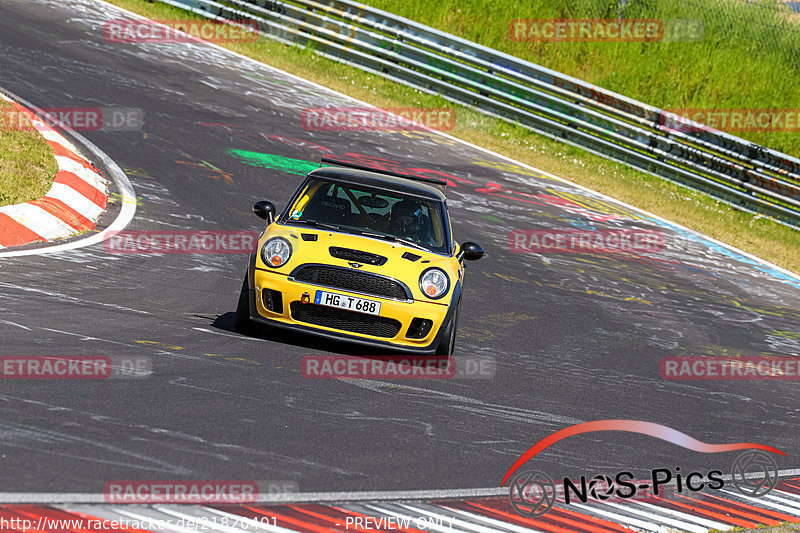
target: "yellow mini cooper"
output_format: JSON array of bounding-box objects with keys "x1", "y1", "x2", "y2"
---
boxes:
[{"x1": 234, "y1": 158, "x2": 484, "y2": 355}]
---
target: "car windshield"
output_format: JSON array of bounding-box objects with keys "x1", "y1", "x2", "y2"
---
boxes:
[{"x1": 283, "y1": 178, "x2": 450, "y2": 254}]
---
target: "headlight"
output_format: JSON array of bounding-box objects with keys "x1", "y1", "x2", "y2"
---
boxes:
[
  {"x1": 419, "y1": 268, "x2": 449, "y2": 299},
  {"x1": 261, "y1": 237, "x2": 292, "y2": 268}
]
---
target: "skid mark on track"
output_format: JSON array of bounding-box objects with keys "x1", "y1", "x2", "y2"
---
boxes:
[
  {"x1": 338, "y1": 379, "x2": 581, "y2": 426},
  {"x1": 0, "y1": 282, "x2": 149, "y2": 315},
  {"x1": 0, "y1": 414, "x2": 190, "y2": 475},
  {"x1": 174, "y1": 158, "x2": 234, "y2": 184}
]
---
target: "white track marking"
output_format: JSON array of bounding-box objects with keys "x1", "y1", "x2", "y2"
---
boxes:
[
  {"x1": 39, "y1": 129, "x2": 81, "y2": 154},
  {"x1": 397, "y1": 503, "x2": 508, "y2": 533},
  {"x1": 363, "y1": 504, "x2": 475, "y2": 533},
  {"x1": 54, "y1": 156, "x2": 108, "y2": 190},
  {"x1": 599, "y1": 501, "x2": 708, "y2": 533},
  {"x1": 155, "y1": 507, "x2": 259, "y2": 533},
  {"x1": 0, "y1": 89, "x2": 136, "y2": 258},
  {"x1": 720, "y1": 489, "x2": 800, "y2": 515},
  {"x1": 0, "y1": 319, "x2": 31, "y2": 330},
  {"x1": 440, "y1": 506, "x2": 545, "y2": 533},
  {"x1": 0, "y1": 203, "x2": 77, "y2": 239},
  {"x1": 628, "y1": 499, "x2": 731, "y2": 530},
  {"x1": 203, "y1": 507, "x2": 300, "y2": 533},
  {"x1": 569, "y1": 502, "x2": 662, "y2": 531},
  {"x1": 761, "y1": 492, "x2": 800, "y2": 512},
  {"x1": 45, "y1": 182, "x2": 105, "y2": 219},
  {"x1": 109, "y1": 508, "x2": 203, "y2": 533}
]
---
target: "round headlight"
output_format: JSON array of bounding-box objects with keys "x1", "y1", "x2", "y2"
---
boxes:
[
  {"x1": 261, "y1": 237, "x2": 292, "y2": 268},
  {"x1": 419, "y1": 268, "x2": 449, "y2": 299}
]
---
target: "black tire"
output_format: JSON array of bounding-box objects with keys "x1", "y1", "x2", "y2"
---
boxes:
[
  {"x1": 435, "y1": 298, "x2": 460, "y2": 356},
  {"x1": 234, "y1": 274, "x2": 255, "y2": 334}
]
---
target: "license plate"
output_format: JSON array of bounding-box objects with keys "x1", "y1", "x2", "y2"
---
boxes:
[{"x1": 314, "y1": 290, "x2": 381, "y2": 316}]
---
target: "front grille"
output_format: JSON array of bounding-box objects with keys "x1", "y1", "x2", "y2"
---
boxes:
[
  {"x1": 293, "y1": 266, "x2": 408, "y2": 300},
  {"x1": 290, "y1": 302, "x2": 402, "y2": 338},
  {"x1": 329, "y1": 247, "x2": 387, "y2": 266}
]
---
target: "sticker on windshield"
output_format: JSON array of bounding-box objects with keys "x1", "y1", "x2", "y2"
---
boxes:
[{"x1": 290, "y1": 210, "x2": 302, "y2": 219}]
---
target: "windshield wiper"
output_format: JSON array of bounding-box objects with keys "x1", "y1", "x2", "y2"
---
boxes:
[
  {"x1": 286, "y1": 219, "x2": 340, "y2": 231},
  {"x1": 355, "y1": 231, "x2": 429, "y2": 252}
]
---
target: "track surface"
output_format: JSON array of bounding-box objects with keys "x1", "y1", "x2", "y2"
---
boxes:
[{"x1": 1, "y1": 0, "x2": 799, "y2": 496}]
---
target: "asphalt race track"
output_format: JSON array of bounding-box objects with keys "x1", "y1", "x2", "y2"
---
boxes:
[{"x1": 1, "y1": 0, "x2": 799, "y2": 498}]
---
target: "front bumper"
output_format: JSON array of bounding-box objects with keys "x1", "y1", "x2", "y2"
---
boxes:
[{"x1": 248, "y1": 265, "x2": 458, "y2": 354}]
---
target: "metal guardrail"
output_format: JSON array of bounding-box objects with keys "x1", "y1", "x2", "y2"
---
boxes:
[{"x1": 157, "y1": 0, "x2": 800, "y2": 227}]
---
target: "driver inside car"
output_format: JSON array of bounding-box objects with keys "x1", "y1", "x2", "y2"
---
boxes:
[{"x1": 384, "y1": 199, "x2": 435, "y2": 246}]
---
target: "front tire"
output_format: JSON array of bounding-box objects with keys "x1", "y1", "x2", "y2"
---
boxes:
[
  {"x1": 234, "y1": 274, "x2": 255, "y2": 334},
  {"x1": 435, "y1": 298, "x2": 460, "y2": 356}
]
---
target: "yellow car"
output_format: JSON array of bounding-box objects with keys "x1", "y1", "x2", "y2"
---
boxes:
[{"x1": 234, "y1": 158, "x2": 484, "y2": 355}]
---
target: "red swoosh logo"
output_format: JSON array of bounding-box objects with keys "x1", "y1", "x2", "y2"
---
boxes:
[{"x1": 501, "y1": 419, "x2": 784, "y2": 486}]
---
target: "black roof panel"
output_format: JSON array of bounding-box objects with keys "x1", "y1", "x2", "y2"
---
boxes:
[{"x1": 308, "y1": 167, "x2": 447, "y2": 201}]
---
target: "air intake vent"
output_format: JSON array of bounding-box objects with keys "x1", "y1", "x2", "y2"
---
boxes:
[
  {"x1": 293, "y1": 265, "x2": 409, "y2": 300},
  {"x1": 329, "y1": 247, "x2": 387, "y2": 266},
  {"x1": 291, "y1": 302, "x2": 401, "y2": 338}
]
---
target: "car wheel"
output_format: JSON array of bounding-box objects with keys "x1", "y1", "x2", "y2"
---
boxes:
[
  {"x1": 234, "y1": 274, "x2": 255, "y2": 334},
  {"x1": 435, "y1": 298, "x2": 460, "y2": 356}
]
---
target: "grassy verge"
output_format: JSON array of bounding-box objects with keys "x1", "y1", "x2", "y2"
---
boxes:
[
  {"x1": 364, "y1": 0, "x2": 800, "y2": 158},
  {"x1": 717, "y1": 523, "x2": 800, "y2": 532},
  {"x1": 0, "y1": 100, "x2": 58, "y2": 207},
  {"x1": 101, "y1": 0, "x2": 800, "y2": 273}
]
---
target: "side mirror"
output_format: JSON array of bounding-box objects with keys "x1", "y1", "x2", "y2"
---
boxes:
[
  {"x1": 253, "y1": 201, "x2": 276, "y2": 223},
  {"x1": 460, "y1": 242, "x2": 484, "y2": 261}
]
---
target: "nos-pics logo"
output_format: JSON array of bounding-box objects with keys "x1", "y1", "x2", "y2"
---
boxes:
[{"x1": 502, "y1": 420, "x2": 783, "y2": 517}]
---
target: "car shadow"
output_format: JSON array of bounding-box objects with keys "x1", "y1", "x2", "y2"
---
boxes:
[{"x1": 211, "y1": 312, "x2": 412, "y2": 356}]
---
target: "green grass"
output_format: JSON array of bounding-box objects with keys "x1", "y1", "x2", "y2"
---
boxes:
[
  {"x1": 714, "y1": 522, "x2": 800, "y2": 532},
  {"x1": 0, "y1": 100, "x2": 57, "y2": 207},
  {"x1": 100, "y1": 0, "x2": 800, "y2": 274},
  {"x1": 363, "y1": 0, "x2": 800, "y2": 158}
]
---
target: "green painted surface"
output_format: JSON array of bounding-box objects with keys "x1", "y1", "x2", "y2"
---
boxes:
[{"x1": 227, "y1": 149, "x2": 317, "y2": 176}]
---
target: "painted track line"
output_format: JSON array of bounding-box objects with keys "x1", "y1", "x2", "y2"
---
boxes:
[
  {"x1": 0, "y1": 87, "x2": 136, "y2": 258},
  {"x1": 0, "y1": 92, "x2": 108, "y2": 245}
]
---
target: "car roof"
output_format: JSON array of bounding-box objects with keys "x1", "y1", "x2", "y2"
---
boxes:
[{"x1": 308, "y1": 166, "x2": 447, "y2": 201}]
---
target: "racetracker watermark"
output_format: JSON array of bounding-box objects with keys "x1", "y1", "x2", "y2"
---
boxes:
[
  {"x1": 301, "y1": 355, "x2": 496, "y2": 380},
  {"x1": 661, "y1": 108, "x2": 800, "y2": 133},
  {"x1": 104, "y1": 230, "x2": 259, "y2": 254},
  {"x1": 104, "y1": 19, "x2": 258, "y2": 43},
  {"x1": 1, "y1": 356, "x2": 152, "y2": 379},
  {"x1": 104, "y1": 480, "x2": 259, "y2": 503},
  {"x1": 300, "y1": 107, "x2": 455, "y2": 132},
  {"x1": 509, "y1": 228, "x2": 663, "y2": 254},
  {"x1": 0, "y1": 107, "x2": 143, "y2": 132},
  {"x1": 661, "y1": 356, "x2": 800, "y2": 380},
  {"x1": 509, "y1": 19, "x2": 663, "y2": 42}
]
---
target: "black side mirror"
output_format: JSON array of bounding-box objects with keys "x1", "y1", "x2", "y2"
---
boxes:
[
  {"x1": 460, "y1": 242, "x2": 484, "y2": 261},
  {"x1": 253, "y1": 201, "x2": 276, "y2": 223}
]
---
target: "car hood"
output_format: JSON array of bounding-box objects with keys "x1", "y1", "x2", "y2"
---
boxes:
[{"x1": 256, "y1": 225, "x2": 459, "y2": 302}]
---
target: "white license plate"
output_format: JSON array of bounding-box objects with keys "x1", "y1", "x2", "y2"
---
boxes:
[{"x1": 314, "y1": 290, "x2": 381, "y2": 315}]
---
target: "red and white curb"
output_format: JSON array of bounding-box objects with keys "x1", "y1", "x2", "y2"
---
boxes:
[
  {"x1": 4, "y1": 477, "x2": 800, "y2": 533},
  {"x1": 0, "y1": 93, "x2": 109, "y2": 249}
]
